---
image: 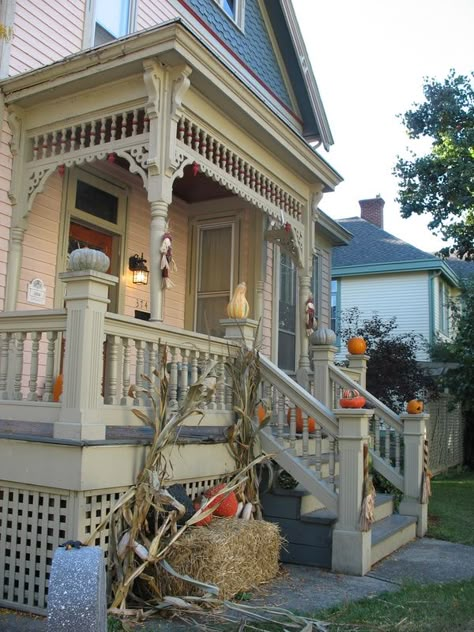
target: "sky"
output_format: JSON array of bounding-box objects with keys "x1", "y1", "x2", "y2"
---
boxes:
[{"x1": 292, "y1": 0, "x2": 474, "y2": 254}]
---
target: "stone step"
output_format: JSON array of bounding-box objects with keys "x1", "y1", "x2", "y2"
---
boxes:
[
  {"x1": 371, "y1": 514, "x2": 417, "y2": 566},
  {"x1": 374, "y1": 493, "x2": 394, "y2": 522}
]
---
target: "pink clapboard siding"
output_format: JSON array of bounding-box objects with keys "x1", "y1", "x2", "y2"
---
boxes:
[
  {"x1": 9, "y1": 1, "x2": 85, "y2": 76},
  {"x1": 0, "y1": 111, "x2": 13, "y2": 311},
  {"x1": 17, "y1": 171, "x2": 62, "y2": 311},
  {"x1": 136, "y1": 0, "x2": 177, "y2": 30}
]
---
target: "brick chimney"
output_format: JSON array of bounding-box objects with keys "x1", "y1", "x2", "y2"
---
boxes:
[{"x1": 359, "y1": 196, "x2": 385, "y2": 229}]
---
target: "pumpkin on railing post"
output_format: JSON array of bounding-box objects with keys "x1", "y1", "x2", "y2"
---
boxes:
[
  {"x1": 347, "y1": 336, "x2": 367, "y2": 355},
  {"x1": 406, "y1": 399, "x2": 424, "y2": 414},
  {"x1": 339, "y1": 389, "x2": 366, "y2": 409}
]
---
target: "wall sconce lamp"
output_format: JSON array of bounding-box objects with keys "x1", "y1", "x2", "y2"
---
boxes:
[{"x1": 129, "y1": 253, "x2": 149, "y2": 285}]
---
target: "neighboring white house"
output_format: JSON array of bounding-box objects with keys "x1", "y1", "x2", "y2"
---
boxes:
[{"x1": 331, "y1": 197, "x2": 472, "y2": 360}]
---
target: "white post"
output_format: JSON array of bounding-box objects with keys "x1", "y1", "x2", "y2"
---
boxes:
[
  {"x1": 54, "y1": 270, "x2": 118, "y2": 441},
  {"x1": 399, "y1": 413, "x2": 429, "y2": 536},
  {"x1": 220, "y1": 318, "x2": 258, "y2": 349},
  {"x1": 149, "y1": 200, "x2": 169, "y2": 322},
  {"x1": 298, "y1": 271, "x2": 312, "y2": 371},
  {"x1": 332, "y1": 408, "x2": 373, "y2": 576},
  {"x1": 346, "y1": 353, "x2": 369, "y2": 389},
  {"x1": 311, "y1": 344, "x2": 336, "y2": 408}
]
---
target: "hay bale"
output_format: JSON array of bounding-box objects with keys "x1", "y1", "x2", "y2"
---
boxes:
[{"x1": 156, "y1": 518, "x2": 282, "y2": 600}]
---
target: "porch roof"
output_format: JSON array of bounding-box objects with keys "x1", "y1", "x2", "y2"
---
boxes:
[{"x1": 0, "y1": 19, "x2": 342, "y2": 193}]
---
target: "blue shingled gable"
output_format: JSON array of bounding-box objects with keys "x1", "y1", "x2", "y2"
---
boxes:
[{"x1": 184, "y1": 0, "x2": 292, "y2": 109}]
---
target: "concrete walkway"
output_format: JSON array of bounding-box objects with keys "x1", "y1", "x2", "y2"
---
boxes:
[{"x1": 1, "y1": 538, "x2": 474, "y2": 631}]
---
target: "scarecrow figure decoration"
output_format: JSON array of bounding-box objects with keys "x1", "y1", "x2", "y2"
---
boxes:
[
  {"x1": 160, "y1": 231, "x2": 177, "y2": 289},
  {"x1": 305, "y1": 295, "x2": 316, "y2": 336}
]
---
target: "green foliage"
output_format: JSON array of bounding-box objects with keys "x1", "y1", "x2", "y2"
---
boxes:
[
  {"x1": 430, "y1": 280, "x2": 474, "y2": 465},
  {"x1": 340, "y1": 308, "x2": 437, "y2": 413},
  {"x1": 394, "y1": 70, "x2": 474, "y2": 260}
]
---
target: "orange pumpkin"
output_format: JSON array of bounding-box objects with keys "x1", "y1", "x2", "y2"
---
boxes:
[
  {"x1": 287, "y1": 407, "x2": 316, "y2": 433},
  {"x1": 340, "y1": 388, "x2": 366, "y2": 409},
  {"x1": 193, "y1": 499, "x2": 213, "y2": 527},
  {"x1": 347, "y1": 337, "x2": 367, "y2": 355},
  {"x1": 204, "y1": 483, "x2": 239, "y2": 517},
  {"x1": 406, "y1": 399, "x2": 424, "y2": 414},
  {"x1": 53, "y1": 374, "x2": 63, "y2": 403},
  {"x1": 256, "y1": 403, "x2": 269, "y2": 424}
]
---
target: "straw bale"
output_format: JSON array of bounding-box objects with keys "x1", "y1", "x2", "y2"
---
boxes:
[{"x1": 156, "y1": 518, "x2": 282, "y2": 600}]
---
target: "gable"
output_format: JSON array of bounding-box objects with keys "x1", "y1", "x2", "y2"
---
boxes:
[{"x1": 179, "y1": 0, "x2": 293, "y2": 110}]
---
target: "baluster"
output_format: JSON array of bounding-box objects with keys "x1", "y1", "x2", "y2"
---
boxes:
[
  {"x1": 208, "y1": 136, "x2": 215, "y2": 163},
  {"x1": 244, "y1": 162, "x2": 250, "y2": 186},
  {"x1": 59, "y1": 128, "x2": 67, "y2": 154},
  {"x1": 384, "y1": 423, "x2": 391, "y2": 463},
  {"x1": 104, "y1": 335, "x2": 119, "y2": 405},
  {"x1": 374, "y1": 417, "x2": 381, "y2": 454},
  {"x1": 42, "y1": 134, "x2": 49, "y2": 159},
  {"x1": 121, "y1": 111, "x2": 128, "y2": 139},
  {"x1": 148, "y1": 341, "x2": 159, "y2": 390},
  {"x1": 328, "y1": 436, "x2": 336, "y2": 488},
  {"x1": 168, "y1": 347, "x2": 179, "y2": 411},
  {"x1": 179, "y1": 348, "x2": 190, "y2": 405},
  {"x1": 190, "y1": 350, "x2": 199, "y2": 386},
  {"x1": 79, "y1": 123, "x2": 86, "y2": 149},
  {"x1": 185, "y1": 119, "x2": 193, "y2": 147},
  {"x1": 207, "y1": 354, "x2": 218, "y2": 410},
  {"x1": 215, "y1": 355, "x2": 226, "y2": 410},
  {"x1": 13, "y1": 332, "x2": 26, "y2": 400},
  {"x1": 33, "y1": 136, "x2": 39, "y2": 160},
  {"x1": 0, "y1": 332, "x2": 11, "y2": 399},
  {"x1": 27, "y1": 331, "x2": 41, "y2": 401},
  {"x1": 277, "y1": 391, "x2": 285, "y2": 444},
  {"x1": 132, "y1": 109, "x2": 138, "y2": 136},
  {"x1": 99, "y1": 117, "x2": 106, "y2": 145},
  {"x1": 121, "y1": 337, "x2": 131, "y2": 406},
  {"x1": 134, "y1": 340, "x2": 146, "y2": 405},
  {"x1": 89, "y1": 120, "x2": 96, "y2": 146},
  {"x1": 200, "y1": 351, "x2": 209, "y2": 412},
  {"x1": 51, "y1": 130, "x2": 58, "y2": 154},
  {"x1": 200, "y1": 132, "x2": 208, "y2": 158},
  {"x1": 395, "y1": 432, "x2": 401, "y2": 472},
  {"x1": 302, "y1": 413, "x2": 309, "y2": 467},
  {"x1": 224, "y1": 356, "x2": 234, "y2": 412},
  {"x1": 70, "y1": 126, "x2": 77, "y2": 151},
  {"x1": 111, "y1": 114, "x2": 117, "y2": 141},
  {"x1": 42, "y1": 331, "x2": 57, "y2": 402},
  {"x1": 177, "y1": 115, "x2": 185, "y2": 141},
  {"x1": 238, "y1": 158, "x2": 245, "y2": 182},
  {"x1": 314, "y1": 424, "x2": 322, "y2": 477}
]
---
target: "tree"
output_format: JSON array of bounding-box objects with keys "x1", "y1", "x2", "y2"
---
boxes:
[
  {"x1": 430, "y1": 280, "x2": 474, "y2": 466},
  {"x1": 339, "y1": 308, "x2": 437, "y2": 414},
  {"x1": 394, "y1": 70, "x2": 474, "y2": 260}
]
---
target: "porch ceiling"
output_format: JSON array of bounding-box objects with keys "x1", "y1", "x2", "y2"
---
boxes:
[{"x1": 173, "y1": 164, "x2": 235, "y2": 203}]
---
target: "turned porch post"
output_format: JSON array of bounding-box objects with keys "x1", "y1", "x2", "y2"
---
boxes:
[
  {"x1": 149, "y1": 199, "x2": 169, "y2": 321},
  {"x1": 399, "y1": 412, "x2": 429, "y2": 536},
  {"x1": 298, "y1": 270, "x2": 312, "y2": 371},
  {"x1": 5, "y1": 226, "x2": 25, "y2": 311},
  {"x1": 332, "y1": 408, "x2": 374, "y2": 576}
]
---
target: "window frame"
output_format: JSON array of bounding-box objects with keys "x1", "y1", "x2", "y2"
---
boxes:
[
  {"x1": 213, "y1": 0, "x2": 246, "y2": 29},
  {"x1": 83, "y1": 0, "x2": 137, "y2": 49},
  {"x1": 275, "y1": 249, "x2": 298, "y2": 373}
]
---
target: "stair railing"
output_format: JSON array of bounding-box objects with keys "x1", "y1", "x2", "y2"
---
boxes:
[
  {"x1": 258, "y1": 355, "x2": 339, "y2": 512},
  {"x1": 328, "y1": 363, "x2": 404, "y2": 491}
]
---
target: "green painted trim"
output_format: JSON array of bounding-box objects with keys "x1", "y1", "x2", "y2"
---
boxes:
[
  {"x1": 428, "y1": 272, "x2": 435, "y2": 347},
  {"x1": 332, "y1": 258, "x2": 460, "y2": 286}
]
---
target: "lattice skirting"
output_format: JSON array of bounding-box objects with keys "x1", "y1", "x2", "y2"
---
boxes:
[{"x1": 0, "y1": 476, "x2": 226, "y2": 614}]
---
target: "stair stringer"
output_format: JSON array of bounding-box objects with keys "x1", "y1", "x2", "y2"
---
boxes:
[{"x1": 259, "y1": 430, "x2": 338, "y2": 513}]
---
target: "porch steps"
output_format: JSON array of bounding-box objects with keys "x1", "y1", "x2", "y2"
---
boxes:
[{"x1": 261, "y1": 483, "x2": 417, "y2": 573}]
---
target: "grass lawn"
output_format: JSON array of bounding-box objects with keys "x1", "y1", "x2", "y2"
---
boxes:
[{"x1": 427, "y1": 469, "x2": 474, "y2": 545}]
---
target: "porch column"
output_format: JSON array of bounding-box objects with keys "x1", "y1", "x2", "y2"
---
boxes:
[
  {"x1": 54, "y1": 270, "x2": 118, "y2": 441},
  {"x1": 298, "y1": 271, "x2": 312, "y2": 371},
  {"x1": 347, "y1": 353, "x2": 369, "y2": 389},
  {"x1": 332, "y1": 408, "x2": 373, "y2": 576},
  {"x1": 5, "y1": 226, "x2": 25, "y2": 311},
  {"x1": 149, "y1": 200, "x2": 168, "y2": 322},
  {"x1": 399, "y1": 413, "x2": 429, "y2": 536}
]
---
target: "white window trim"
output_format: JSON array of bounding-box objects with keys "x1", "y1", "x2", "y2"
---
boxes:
[
  {"x1": 83, "y1": 0, "x2": 137, "y2": 49},
  {"x1": 273, "y1": 248, "x2": 299, "y2": 373},
  {"x1": 213, "y1": 0, "x2": 246, "y2": 30}
]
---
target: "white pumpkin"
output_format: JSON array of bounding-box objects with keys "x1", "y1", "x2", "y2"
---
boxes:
[
  {"x1": 68, "y1": 247, "x2": 110, "y2": 273},
  {"x1": 310, "y1": 327, "x2": 337, "y2": 346}
]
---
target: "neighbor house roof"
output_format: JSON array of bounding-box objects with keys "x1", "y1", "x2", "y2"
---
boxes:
[{"x1": 332, "y1": 217, "x2": 460, "y2": 286}]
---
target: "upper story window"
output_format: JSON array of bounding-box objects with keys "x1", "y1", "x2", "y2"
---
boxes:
[
  {"x1": 88, "y1": 0, "x2": 136, "y2": 47},
  {"x1": 214, "y1": 0, "x2": 245, "y2": 28}
]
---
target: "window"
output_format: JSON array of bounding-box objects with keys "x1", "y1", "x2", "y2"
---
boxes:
[
  {"x1": 278, "y1": 252, "x2": 297, "y2": 372},
  {"x1": 330, "y1": 280, "x2": 338, "y2": 334},
  {"x1": 214, "y1": 0, "x2": 245, "y2": 27},
  {"x1": 88, "y1": 0, "x2": 136, "y2": 47}
]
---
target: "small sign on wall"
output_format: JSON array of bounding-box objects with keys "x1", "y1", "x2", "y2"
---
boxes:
[{"x1": 27, "y1": 278, "x2": 46, "y2": 305}]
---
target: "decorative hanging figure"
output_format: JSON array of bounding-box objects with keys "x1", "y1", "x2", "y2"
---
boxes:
[
  {"x1": 305, "y1": 295, "x2": 316, "y2": 337},
  {"x1": 160, "y1": 230, "x2": 177, "y2": 289}
]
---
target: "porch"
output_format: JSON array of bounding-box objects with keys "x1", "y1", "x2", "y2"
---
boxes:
[{"x1": 0, "y1": 268, "x2": 429, "y2": 613}]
